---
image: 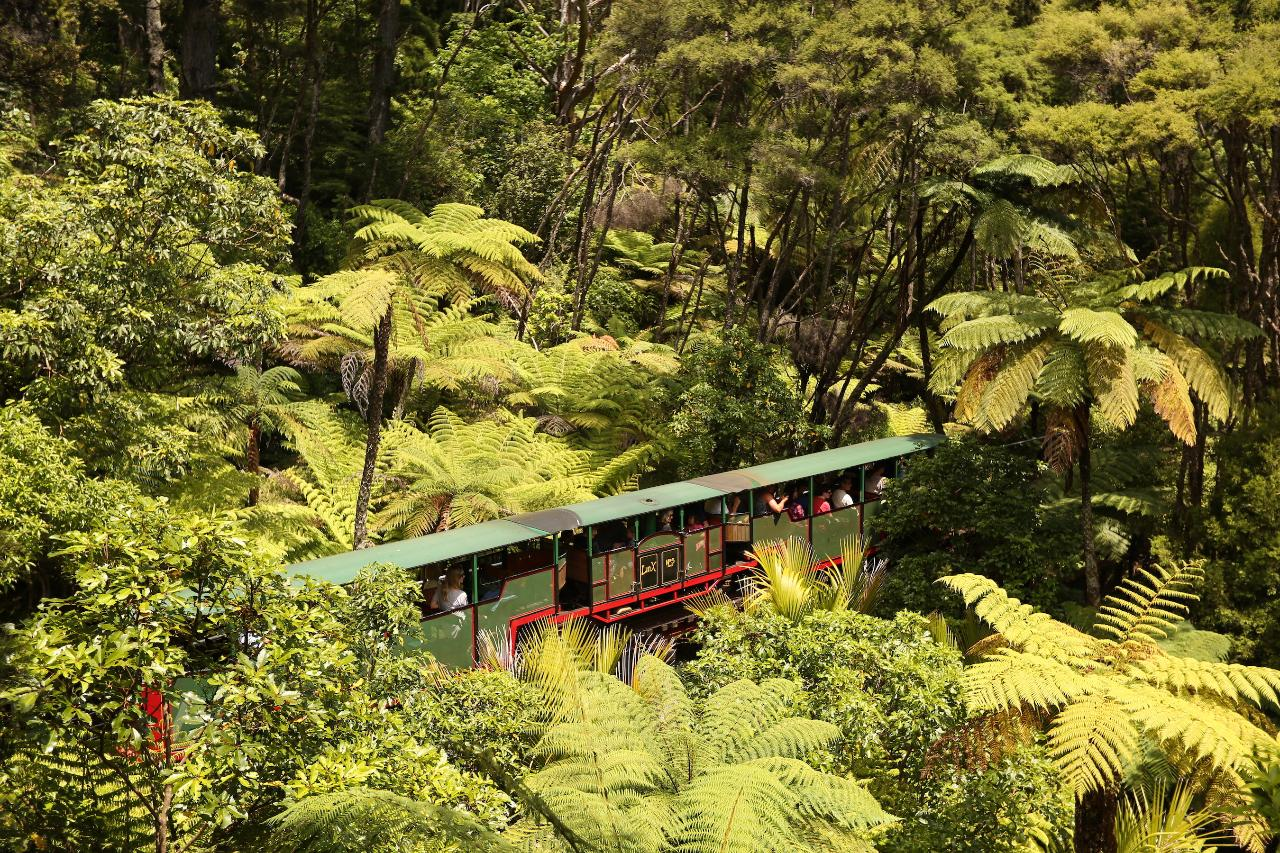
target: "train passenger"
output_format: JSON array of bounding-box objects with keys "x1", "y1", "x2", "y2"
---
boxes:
[
  {"x1": 756, "y1": 486, "x2": 787, "y2": 516},
  {"x1": 831, "y1": 476, "x2": 855, "y2": 509},
  {"x1": 813, "y1": 485, "x2": 832, "y2": 515},
  {"x1": 601, "y1": 521, "x2": 633, "y2": 551},
  {"x1": 787, "y1": 484, "x2": 806, "y2": 521},
  {"x1": 686, "y1": 511, "x2": 708, "y2": 531},
  {"x1": 431, "y1": 567, "x2": 469, "y2": 611},
  {"x1": 658, "y1": 509, "x2": 676, "y2": 532},
  {"x1": 867, "y1": 465, "x2": 889, "y2": 499}
]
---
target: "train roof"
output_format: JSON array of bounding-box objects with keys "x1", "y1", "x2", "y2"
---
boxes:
[{"x1": 289, "y1": 432, "x2": 942, "y2": 584}]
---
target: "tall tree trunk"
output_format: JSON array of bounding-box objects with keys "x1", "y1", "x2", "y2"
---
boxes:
[
  {"x1": 353, "y1": 311, "x2": 393, "y2": 549},
  {"x1": 1074, "y1": 788, "x2": 1117, "y2": 853},
  {"x1": 246, "y1": 420, "x2": 261, "y2": 507},
  {"x1": 364, "y1": 0, "x2": 400, "y2": 197},
  {"x1": 918, "y1": 316, "x2": 945, "y2": 432},
  {"x1": 367, "y1": 0, "x2": 398, "y2": 146},
  {"x1": 294, "y1": 0, "x2": 323, "y2": 267},
  {"x1": 1078, "y1": 405, "x2": 1100, "y2": 607},
  {"x1": 144, "y1": 0, "x2": 166, "y2": 93},
  {"x1": 179, "y1": 0, "x2": 219, "y2": 99}
]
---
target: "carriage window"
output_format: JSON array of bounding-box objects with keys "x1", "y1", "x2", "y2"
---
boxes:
[
  {"x1": 592, "y1": 522, "x2": 633, "y2": 554},
  {"x1": 865, "y1": 463, "x2": 891, "y2": 499},
  {"x1": 423, "y1": 560, "x2": 472, "y2": 613},
  {"x1": 682, "y1": 503, "x2": 710, "y2": 532},
  {"x1": 701, "y1": 493, "x2": 743, "y2": 523},
  {"x1": 831, "y1": 472, "x2": 857, "y2": 509}
]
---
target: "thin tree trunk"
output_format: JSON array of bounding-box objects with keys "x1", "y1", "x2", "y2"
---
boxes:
[
  {"x1": 246, "y1": 421, "x2": 261, "y2": 507},
  {"x1": 918, "y1": 316, "x2": 945, "y2": 432},
  {"x1": 294, "y1": 0, "x2": 323, "y2": 264},
  {"x1": 571, "y1": 161, "x2": 622, "y2": 330},
  {"x1": 155, "y1": 783, "x2": 173, "y2": 853},
  {"x1": 144, "y1": 0, "x2": 166, "y2": 93},
  {"x1": 179, "y1": 0, "x2": 219, "y2": 99},
  {"x1": 724, "y1": 163, "x2": 751, "y2": 329},
  {"x1": 1073, "y1": 788, "x2": 1117, "y2": 853},
  {"x1": 1078, "y1": 405, "x2": 1100, "y2": 607},
  {"x1": 364, "y1": 0, "x2": 400, "y2": 197},
  {"x1": 353, "y1": 311, "x2": 393, "y2": 549}
]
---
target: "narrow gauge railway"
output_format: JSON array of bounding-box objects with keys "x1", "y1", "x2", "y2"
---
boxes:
[{"x1": 292, "y1": 434, "x2": 942, "y2": 666}]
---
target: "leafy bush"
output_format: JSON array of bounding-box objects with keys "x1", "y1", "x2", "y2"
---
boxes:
[
  {"x1": 586, "y1": 267, "x2": 657, "y2": 334},
  {"x1": 874, "y1": 437, "x2": 1076, "y2": 615},
  {"x1": 0, "y1": 406, "x2": 138, "y2": 604},
  {"x1": 1194, "y1": 410, "x2": 1280, "y2": 667},
  {"x1": 667, "y1": 327, "x2": 814, "y2": 477},
  {"x1": 683, "y1": 605, "x2": 1070, "y2": 852}
]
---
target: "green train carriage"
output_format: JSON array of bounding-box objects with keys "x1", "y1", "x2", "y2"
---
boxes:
[{"x1": 290, "y1": 434, "x2": 942, "y2": 666}]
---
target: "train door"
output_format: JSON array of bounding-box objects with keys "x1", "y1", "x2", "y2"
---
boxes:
[{"x1": 637, "y1": 534, "x2": 683, "y2": 591}]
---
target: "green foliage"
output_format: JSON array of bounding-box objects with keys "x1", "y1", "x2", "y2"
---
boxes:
[
  {"x1": 0, "y1": 97, "x2": 290, "y2": 413},
  {"x1": 0, "y1": 503, "x2": 506, "y2": 849},
  {"x1": 513, "y1": 624, "x2": 893, "y2": 853},
  {"x1": 587, "y1": 268, "x2": 658, "y2": 335},
  {"x1": 737, "y1": 536, "x2": 883, "y2": 620},
  {"x1": 668, "y1": 327, "x2": 812, "y2": 477},
  {"x1": 375, "y1": 408, "x2": 597, "y2": 536},
  {"x1": 941, "y1": 570, "x2": 1280, "y2": 846},
  {"x1": 0, "y1": 406, "x2": 139, "y2": 603},
  {"x1": 685, "y1": 603, "x2": 1071, "y2": 852},
  {"x1": 875, "y1": 437, "x2": 1075, "y2": 613},
  {"x1": 1194, "y1": 409, "x2": 1280, "y2": 669}
]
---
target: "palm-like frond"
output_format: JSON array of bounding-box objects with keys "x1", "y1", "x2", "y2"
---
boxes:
[
  {"x1": 941, "y1": 571, "x2": 1280, "y2": 813},
  {"x1": 1114, "y1": 782, "x2": 1233, "y2": 853},
  {"x1": 267, "y1": 787, "x2": 516, "y2": 852},
  {"x1": 512, "y1": 625, "x2": 894, "y2": 853}
]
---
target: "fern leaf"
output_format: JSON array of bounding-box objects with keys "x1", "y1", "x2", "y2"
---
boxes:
[
  {"x1": 1049, "y1": 694, "x2": 1140, "y2": 796},
  {"x1": 1095, "y1": 563, "x2": 1203, "y2": 645},
  {"x1": 1060, "y1": 308, "x2": 1138, "y2": 349}
]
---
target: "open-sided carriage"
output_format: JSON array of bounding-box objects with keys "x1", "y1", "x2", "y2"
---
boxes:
[{"x1": 291, "y1": 434, "x2": 942, "y2": 666}]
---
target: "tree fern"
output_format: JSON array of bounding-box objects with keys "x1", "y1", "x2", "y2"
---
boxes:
[
  {"x1": 512, "y1": 625, "x2": 894, "y2": 852},
  {"x1": 929, "y1": 264, "x2": 1256, "y2": 606},
  {"x1": 942, "y1": 570, "x2": 1280, "y2": 849}
]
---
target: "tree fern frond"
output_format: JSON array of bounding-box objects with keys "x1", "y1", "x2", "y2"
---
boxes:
[
  {"x1": 268, "y1": 787, "x2": 516, "y2": 852},
  {"x1": 1130, "y1": 656, "x2": 1280, "y2": 710},
  {"x1": 976, "y1": 340, "x2": 1052, "y2": 430},
  {"x1": 1095, "y1": 563, "x2": 1204, "y2": 645},
  {"x1": 940, "y1": 314, "x2": 1055, "y2": 350},
  {"x1": 1048, "y1": 693, "x2": 1141, "y2": 796},
  {"x1": 1060, "y1": 308, "x2": 1138, "y2": 349},
  {"x1": 1085, "y1": 343, "x2": 1140, "y2": 430},
  {"x1": 939, "y1": 574, "x2": 1096, "y2": 660},
  {"x1": 1141, "y1": 320, "x2": 1235, "y2": 422},
  {"x1": 972, "y1": 154, "x2": 1078, "y2": 188},
  {"x1": 963, "y1": 648, "x2": 1099, "y2": 712}
]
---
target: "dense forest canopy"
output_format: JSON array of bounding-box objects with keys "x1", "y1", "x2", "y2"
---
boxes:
[{"x1": 2, "y1": 0, "x2": 1280, "y2": 850}]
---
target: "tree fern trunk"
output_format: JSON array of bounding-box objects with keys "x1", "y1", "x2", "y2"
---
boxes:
[
  {"x1": 246, "y1": 420, "x2": 261, "y2": 507},
  {"x1": 353, "y1": 311, "x2": 393, "y2": 549},
  {"x1": 1078, "y1": 406, "x2": 1100, "y2": 607},
  {"x1": 1074, "y1": 788, "x2": 1117, "y2": 853}
]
